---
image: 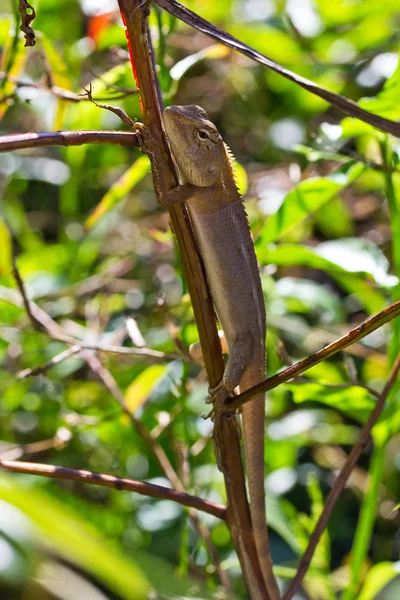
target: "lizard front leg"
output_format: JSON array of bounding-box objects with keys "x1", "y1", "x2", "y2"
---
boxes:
[{"x1": 134, "y1": 123, "x2": 198, "y2": 207}]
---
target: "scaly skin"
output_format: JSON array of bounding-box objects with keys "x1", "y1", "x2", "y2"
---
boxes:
[{"x1": 136, "y1": 106, "x2": 279, "y2": 598}]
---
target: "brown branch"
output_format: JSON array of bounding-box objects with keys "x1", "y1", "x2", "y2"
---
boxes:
[
  {"x1": 283, "y1": 351, "x2": 400, "y2": 600},
  {"x1": 74, "y1": 342, "x2": 181, "y2": 361},
  {"x1": 226, "y1": 300, "x2": 400, "y2": 412},
  {"x1": 117, "y1": 1, "x2": 268, "y2": 596},
  {"x1": 0, "y1": 130, "x2": 139, "y2": 153},
  {"x1": 0, "y1": 285, "x2": 77, "y2": 343},
  {"x1": 81, "y1": 82, "x2": 136, "y2": 128},
  {"x1": 154, "y1": 0, "x2": 400, "y2": 138},
  {"x1": 19, "y1": 0, "x2": 36, "y2": 47},
  {"x1": 0, "y1": 459, "x2": 226, "y2": 520},
  {"x1": 12, "y1": 256, "x2": 39, "y2": 330}
]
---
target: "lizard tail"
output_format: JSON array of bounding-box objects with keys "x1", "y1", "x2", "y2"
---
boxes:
[{"x1": 241, "y1": 375, "x2": 280, "y2": 599}]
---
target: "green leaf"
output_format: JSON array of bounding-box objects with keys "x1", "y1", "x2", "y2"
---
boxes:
[
  {"x1": 125, "y1": 364, "x2": 168, "y2": 413},
  {"x1": 170, "y1": 44, "x2": 230, "y2": 82},
  {"x1": 229, "y1": 24, "x2": 302, "y2": 65},
  {"x1": 0, "y1": 475, "x2": 150, "y2": 600},
  {"x1": 287, "y1": 382, "x2": 376, "y2": 423},
  {"x1": 0, "y1": 218, "x2": 12, "y2": 276},
  {"x1": 257, "y1": 162, "x2": 365, "y2": 245},
  {"x1": 358, "y1": 562, "x2": 400, "y2": 600},
  {"x1": 341, "y1": 51, "x2": 400, "y2": 138},
  {"x1": 41, "y1": 37, "x2": 72, "y2": 91},
  {"x1": 85, "y1": 156, "x2": 150, "y2": 230},
  {"x1": 275, "y1": 277, "x2": 344, "y2": 323},
  {"x1": 358, "y1": 51, "x2": 400, "y2": 120},
  {"x1": 259, "y1": 242, "x2": 388, "y2": 313},
  {"x1": 266, "y1": 496, "x2": 302, "y2": 554},
  {"x1": 316, "y1": 238, "x2": 397, "y2": 288}
]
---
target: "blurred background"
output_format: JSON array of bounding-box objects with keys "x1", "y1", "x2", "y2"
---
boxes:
[{"x1": 1, "y1": 0, "x2": 400, "y2": 598}]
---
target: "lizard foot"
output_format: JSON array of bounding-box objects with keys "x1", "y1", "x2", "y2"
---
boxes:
[
  {"x1": 205, "y1": 381, "x2": 232, "y2": 422},
  {"x1": 133, "y1": 123, "x2": 155, "y2": 156}
]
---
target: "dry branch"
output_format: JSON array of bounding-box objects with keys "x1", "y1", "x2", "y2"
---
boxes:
[
  {"x1": 0, "y1": 460, "x2": 226, "y2": 520},
  {"x1": 116, "y1": 1, "x2": 268, "y2": 595},
  {"x1": 227, "y1": 300, "x2": 400, "y2": 411},
  {"x1": 0, "y1": 130, "x2": 139, "y2": 153}
]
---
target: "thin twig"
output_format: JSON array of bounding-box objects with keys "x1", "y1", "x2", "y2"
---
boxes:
[
  {"x1": 283, "y1": 351, "x2": 400, "y2": 600},
  {"x1": 0, "y1": 285, "x2": 77, "y2": 343},
  {"x1": 12, "y1": 256, "x2": 40, "y2": 330},
  {"x1": 0, "y1": 130, "x2": 139, "y2": 153},
  {"x1": 17, "y1": 345, "x2": 82, "y2": 379},
  {"x1": 0, "y1": 460, "x2": 226, "y2": 520},
  {"x1": 39, "y1": 258, "x2": 136, "y2": 299},
  {"x1": 227, "y1": 300, "x2": 400, "y2": 412},
  {"x1": 0, "y1": 430, "x2": 72, "y2": 461},
  {"x1": 81, "y1": 82, "x2": 136, "y2": 128},
  {"x1": 76, "y1": 342, "x2": 181, "y2": 361}
]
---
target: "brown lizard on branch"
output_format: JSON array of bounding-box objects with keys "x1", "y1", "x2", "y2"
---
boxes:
[{"x1": 135, "y1": 105, "x2": 279, "y2": 598}]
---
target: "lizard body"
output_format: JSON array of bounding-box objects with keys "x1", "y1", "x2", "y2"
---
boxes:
[{"x1": 136, "y1": 106, "x2": 279, "y2": 598}]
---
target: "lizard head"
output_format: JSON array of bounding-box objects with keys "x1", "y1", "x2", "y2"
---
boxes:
[{"x1": 163, "y1": 105, "x2": 226, "y2": 186}]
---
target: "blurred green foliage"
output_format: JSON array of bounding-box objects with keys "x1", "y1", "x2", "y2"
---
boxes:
[{"x1": 1, "y1": 0, "x2": 400, "y2": 598}]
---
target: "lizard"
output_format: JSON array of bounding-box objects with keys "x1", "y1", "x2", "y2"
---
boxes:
[{"x1": 135, "y1": 105, "x2": 279, "y2": 599}]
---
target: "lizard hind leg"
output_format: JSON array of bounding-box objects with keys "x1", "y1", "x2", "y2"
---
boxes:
[{"x1": 207, "y1": 333, "x2": 253, "y2": 412}]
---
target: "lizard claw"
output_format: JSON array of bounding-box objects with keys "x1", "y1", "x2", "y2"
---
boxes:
[
  {"x1": 133, "y1": 123, "x2": 154, "y2": 155},
  {"x1": 205, "y1": 381, "x2": 232, "y2": 421}
]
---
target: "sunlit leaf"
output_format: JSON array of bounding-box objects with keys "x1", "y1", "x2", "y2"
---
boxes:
[
  {"x1": 85, "y1": 155, "x2": 150, "y2": 230},
  {"x1": 235, "y1": 161, "x2": 248, "y2": 196},
  {"x1": 170, "y1": 44, "x2": 231, "y2": 82},
  {"x1": 358, "y1": 561, "x2": 400, "y2": 600},
  {"x1": 0, "y1": 35, "x2": 27, "y2": 121},
  {"x1": 359, "y1": 57, "x2": 400, "y2": 120},
  {"x1": 287, "y1": 382, "x2": 376, "y2": 423},
  {"x1": 41, "y1": 37, "x2": 72, "y2": 91},
  {"x1": 257, "y1": 162, "x2": 365, "y2": 245},
  {"x1": 125, "y1": 364, "x2": 168, "y2": 413},
  {"x1": 229, "y1": 24, "x2": 302, "y2": 65},
  {"x1": 260, "y1": 243, "x2": 387, "y2": 313},
  {"x1": 0, "y1": 475, "x2": 149, "y2": 600},
  {"x1": 275, "y1": 277, "x2": 343, "y2": 323},
  {"x1": 341, "y1": 51, "x2": 400, "y2": 137},
  {"x1": 0, "y1": 218, "x2": 12, "y2": 276}
]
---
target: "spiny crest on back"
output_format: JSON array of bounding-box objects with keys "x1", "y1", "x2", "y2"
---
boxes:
[{"x1": 224, "y1": 143, "x2": 242, "y2": 197}]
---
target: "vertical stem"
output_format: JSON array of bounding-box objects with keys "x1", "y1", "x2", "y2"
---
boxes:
[
  {"x1": 116, "y1": 2, "x2": 269, "y2": 597},
  {"x1": 342, "y1": 443, "x2": 386, "y2": 600}
]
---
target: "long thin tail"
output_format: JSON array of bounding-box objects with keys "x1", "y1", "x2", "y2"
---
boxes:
[{"x1": 242, "y1": 377, "x2": 280, "y2": 599}]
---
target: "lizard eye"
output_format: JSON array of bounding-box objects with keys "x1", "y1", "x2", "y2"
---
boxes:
[{"x1": 197, "y1": 129, "x2": 209, "y2": 140}]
